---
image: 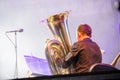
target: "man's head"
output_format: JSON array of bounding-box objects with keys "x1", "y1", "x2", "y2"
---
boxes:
[{"x1": 77, "y1": 24, "x2": 92, "y2": 41}]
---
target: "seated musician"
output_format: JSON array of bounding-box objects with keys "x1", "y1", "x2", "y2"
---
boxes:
[{"x1": 55, "y1": 24, "x2": 102, "y2": 73}]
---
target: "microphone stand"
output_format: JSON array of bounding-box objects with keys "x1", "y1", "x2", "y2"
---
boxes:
[
  {"x1": 5, "y1": 32, "x2": 19, "y2": 79},
  {"x1": 14, "y1": 32, "x2": 18, "y2": 79}
]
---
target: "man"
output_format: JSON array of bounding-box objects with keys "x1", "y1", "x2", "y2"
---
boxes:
[{"x1": 56, "y1": 24, "x2": 102, "y2": 73}]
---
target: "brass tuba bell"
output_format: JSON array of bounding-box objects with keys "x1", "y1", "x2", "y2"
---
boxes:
[{"x1": 44, "y1": 11, "x2": 71, "y2": 75}]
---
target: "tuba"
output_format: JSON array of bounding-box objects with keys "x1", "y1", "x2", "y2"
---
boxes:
[{"x1": 44, "y1": 11, "x2": 71, "y2": 75}]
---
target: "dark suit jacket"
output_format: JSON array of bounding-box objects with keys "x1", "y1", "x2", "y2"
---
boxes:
[{"x1": 61, "y1": 38, "x2": 102, "y2": 73}]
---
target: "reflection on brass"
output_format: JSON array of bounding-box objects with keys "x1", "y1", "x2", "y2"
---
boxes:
[
  {"x1": 111, "y1": 52, "x2": 120, "y2": 66},
  {"x1": 44, "y1": 11, "x2": 71, "y2": 75}
]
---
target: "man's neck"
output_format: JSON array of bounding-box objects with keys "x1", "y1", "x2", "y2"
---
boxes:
[{"x1": 81, "y1": 36, "x2": 91, "y2": 41}]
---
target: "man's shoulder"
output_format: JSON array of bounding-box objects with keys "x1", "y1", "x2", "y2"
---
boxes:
[
  {"x1": 72, "y1": 38, "x2": 93, "y2": 48},
  {"x1": 72, "y1": 41, "x2": 83, "y2": 49}
]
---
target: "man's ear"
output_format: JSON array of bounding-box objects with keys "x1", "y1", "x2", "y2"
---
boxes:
[
  {"x1": 77, "y1": 32, "x2": 81, "y2": 41},
  {"x1": 78, "y1": 32, "x2": 81, "y2": 37}
]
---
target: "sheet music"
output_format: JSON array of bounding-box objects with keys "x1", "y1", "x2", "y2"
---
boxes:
[{"x1": 24, "y1": 55, "x2": 51, "y2": 76}]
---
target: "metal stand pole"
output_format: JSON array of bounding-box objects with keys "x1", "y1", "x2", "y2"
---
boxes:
[
  {"x1": 14, "y1": 32, "x2": 18, "y2": 79},
  {"x1": 5, "y1": 32, "x2": 18, "y2": 79}
]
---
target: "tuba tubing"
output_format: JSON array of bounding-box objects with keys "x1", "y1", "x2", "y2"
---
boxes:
[{"x1": 44, "y1": 11, "x2": 71, "y2": 75}]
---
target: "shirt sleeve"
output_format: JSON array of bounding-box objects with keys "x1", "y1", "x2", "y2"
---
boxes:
[
  {"x1": 62, "y1": 42, "x2": 83, "y2": 68},
  {"x1": 70, "y1": 42, "x2": 84, "y2": 57}
]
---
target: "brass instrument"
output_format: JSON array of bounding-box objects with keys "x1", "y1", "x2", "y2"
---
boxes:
[
  {"x1": 44, "y1": 11, "x2": 71, "y2": 75},
  {"x1": 111, "y1": 52, "x2": 120, "y2": 66}
]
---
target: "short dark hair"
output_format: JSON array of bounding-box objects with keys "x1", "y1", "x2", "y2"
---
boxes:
[{"x1": 77, "y1": 24, "x2": 92, "y2": 37}]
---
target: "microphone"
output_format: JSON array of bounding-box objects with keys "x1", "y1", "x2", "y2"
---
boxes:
[{"x1": 6, "y1": 29, "x2": 24, "y2": 33}]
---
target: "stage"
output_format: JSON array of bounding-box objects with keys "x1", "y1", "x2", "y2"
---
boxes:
[{"x1": 13, "y1": 71, "x2": 120, "y2": 80}]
